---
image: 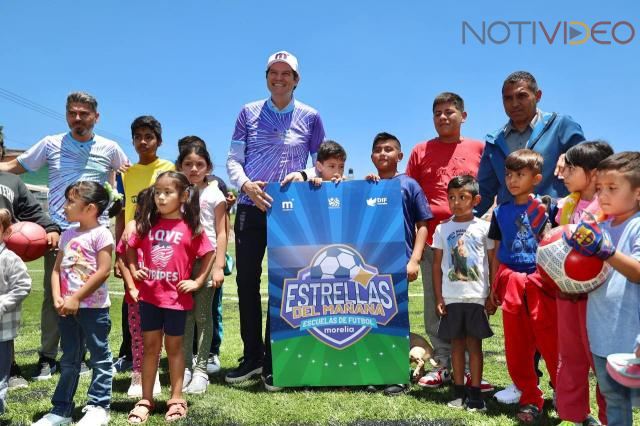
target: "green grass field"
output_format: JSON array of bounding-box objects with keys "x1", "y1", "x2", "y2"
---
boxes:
[{"x1": 2, "y1": 242, "x2": 637, "y2": 425}]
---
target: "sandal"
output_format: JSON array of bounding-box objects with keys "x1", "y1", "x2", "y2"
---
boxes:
[
  {"x1": 516, "y1": 404, "x2": 540, "y2": 424},
  {"x1": 128, "y1": 399, "x2": 154, "y2": 424},
  {"x1": 165, "y1": 398, "x2": 188, "y2": 422}
]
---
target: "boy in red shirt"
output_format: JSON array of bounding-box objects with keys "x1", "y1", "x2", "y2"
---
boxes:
[{"x1": 406, "y1": 92, "x2": 491, "y2": 391}]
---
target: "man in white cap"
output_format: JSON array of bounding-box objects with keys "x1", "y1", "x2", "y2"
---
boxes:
[{"x1": 226, "y1": 50, "x2": 325, "y2": 391}]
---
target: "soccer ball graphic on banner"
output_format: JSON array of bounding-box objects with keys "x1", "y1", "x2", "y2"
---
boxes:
[
  {"x1": 309, "y1": 245, "x2": 366, "y2": 281},
  {"x1": 536, "y1": 224, "x2": 612, "y2": 294},
  {"x1": 281, "y1": 243, "x2": 396, "y2": 351}
]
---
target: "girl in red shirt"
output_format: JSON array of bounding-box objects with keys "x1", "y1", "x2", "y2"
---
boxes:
[{"x1": 126, "y1": 171, "x2": 214, "y2": 424}]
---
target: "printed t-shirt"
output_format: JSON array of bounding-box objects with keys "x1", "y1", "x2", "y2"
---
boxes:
[
  {"x1": 59, "y1": 225, "x2": 114, "y2": 308},
  {"x1": 488, "y1": 201, "x2": 542, "y2": 273},
  {"x1": 128, "y1": 218, "x2": 214, "y2": 310},
  {"x1": 17, "y1": 132, "x2": 129, "y2": 229},
  {"x1": 432, "y1": 217, "x2": 494, "y2": 304}
]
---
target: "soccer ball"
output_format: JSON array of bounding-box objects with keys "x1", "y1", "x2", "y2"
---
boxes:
[
  {"x1": 536, "y1": 224, "x2": 611, "y2": 294},
  {"x1": 4, "y1": 221, "x2": 49, "y2": 262},
  {"x1": 309, "y1": 245, "x2": 364, "y2": 280}
]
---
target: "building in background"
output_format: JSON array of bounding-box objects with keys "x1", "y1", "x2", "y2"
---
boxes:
[{"x1": 1, "y1": 147, "x2": 49, "y2": 211}]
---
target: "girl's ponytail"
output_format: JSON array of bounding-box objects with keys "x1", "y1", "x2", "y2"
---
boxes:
[
  {"x1": 136, "y1": 186, "x2": 158, "y2": 237},
  {"x1": 182, "y1": 183, "x2": 202, "y2": 235},
  {"x1": 103, "y1": 182, "x2": 124, "y2": 218},
  {"x1": 65, "y1": 181, "x2": 122, "y2": 219}
]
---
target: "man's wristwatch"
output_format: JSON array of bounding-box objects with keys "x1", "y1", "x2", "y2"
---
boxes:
[{"x1": 299, "y1": 170, "x2": 308, "y2": 181}]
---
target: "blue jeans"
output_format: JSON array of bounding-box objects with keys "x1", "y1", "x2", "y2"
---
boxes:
[
  {"x1": 592, "y1": 353, "x2": 638, "y2": 426},
  {"x1": 0, "y1": 340, "x2": 12, "y2": 415},
  {"x1": 51, "y1": 308, "x2": 112, "y2": 417},
  {"x1": 211, "y1": 286, "x2": 223, "y2": 355}
]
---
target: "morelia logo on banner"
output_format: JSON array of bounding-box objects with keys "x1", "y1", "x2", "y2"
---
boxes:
[{"x1": 280, "y1": 244, "x2": 398, "y2": 349}]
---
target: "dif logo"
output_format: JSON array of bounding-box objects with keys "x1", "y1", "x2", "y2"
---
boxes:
[{"x1": 462, "y1": 20, "x2": 635, "y2": 45}]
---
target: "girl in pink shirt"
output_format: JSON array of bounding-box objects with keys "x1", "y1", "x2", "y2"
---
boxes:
[
  {"x1": 126, "y1": 171, "x2": 214, "y2": 424},
  {"x1": 34, "y1": 181, "x2": 122, "y2": 426},
  {"x1": 555, "y1": 141, "x2": 613, "y2": 425},
  {"x1": 116, "y1": 187, "x2": 161, "y2": 398}
]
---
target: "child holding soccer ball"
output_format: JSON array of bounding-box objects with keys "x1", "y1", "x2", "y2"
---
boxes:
[
  {"x1": 0, "y1": 208, "x2": 32, "y2": 417},
  {"x1": 565, "y1": 151, "x2": 640, "y2": 425},
  {"x1": 554, "y1": 141, "x2": 613, "y2": 425}
]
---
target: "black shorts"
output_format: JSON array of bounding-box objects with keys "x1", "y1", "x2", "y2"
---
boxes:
[
  {"x1": 139, "y1": 301, "x2": 187, "y2": 336},
  {"x1": 437, "y1": 303, "x2": 493, "y2": 340}
]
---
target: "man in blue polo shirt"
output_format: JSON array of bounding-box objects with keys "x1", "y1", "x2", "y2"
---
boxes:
[{"x1": 226, "y1": 51, "x2": 325, "y2": 391}]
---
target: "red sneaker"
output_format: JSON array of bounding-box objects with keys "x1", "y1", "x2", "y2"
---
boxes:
[
  {"x1": 464, "y1": 371, "x2": 495, "y2": 393},
  {"x1": 418, "y1": 367, "x2": 451, "y2": 388}
]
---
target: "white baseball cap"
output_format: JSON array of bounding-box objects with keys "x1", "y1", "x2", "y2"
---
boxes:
[{"x1": 266, "y1": 51, "x2": 299, "y2": 74}]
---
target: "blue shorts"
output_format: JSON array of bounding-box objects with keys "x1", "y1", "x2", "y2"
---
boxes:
[{"x1": 139, "y1": 301, "x2": 187, "y2": 336}]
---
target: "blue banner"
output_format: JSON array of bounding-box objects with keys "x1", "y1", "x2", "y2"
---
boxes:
[{"x1": 266, "y1": 180, "x2": 409, "y2": 386}]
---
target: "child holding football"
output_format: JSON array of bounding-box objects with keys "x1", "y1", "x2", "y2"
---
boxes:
[
  {"x1": 0, "y1": 208, "x2": 32, "y2": 416},
  {"x1": 565, "y1": 151, "x2": 640, "y2": 425},
  {"x1": 554, "y1": 141, "x2": 613, "y2": 425}
]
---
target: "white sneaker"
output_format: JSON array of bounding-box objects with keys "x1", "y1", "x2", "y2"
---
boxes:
[
  {"x1": 494, "y1": 383, "x2": 522, "y2": 404},
  {"x1": 128, "y1": 371, "x2": 161, "y2": 398},
  {"x1": 446, "y1": 397, "x2": 467, "y2": 409},
  {"x1": 206, "y1": 354, "x2": 221, "y2": 374},
  {"x1": 127, "y1": 371, "x2": 143, "y2": 398},
  {"x1": 31, "y1": 413, "x2": 72, "y2": 426},
  {"x1": 182, "y1": 368, "x2": 192, "y2": 391},
  {"x1": 185, "y1": 371, "x2": 209, "y2": 394},
  {"x1": 8, "y1": 375, "x2": 29, "y2": 390},
  {"x1": 75, "y1": 405, "x2": 109, "y2": 426}
]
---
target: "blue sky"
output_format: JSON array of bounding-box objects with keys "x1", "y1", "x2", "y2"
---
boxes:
[{"x1": 1, "y1": 1, "x2": 638, "y2": 186}]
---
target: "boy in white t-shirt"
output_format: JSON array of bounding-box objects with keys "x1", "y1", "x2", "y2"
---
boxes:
[{"x1": 432, "y1": 175, "x2": 496, "y2": 412}]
